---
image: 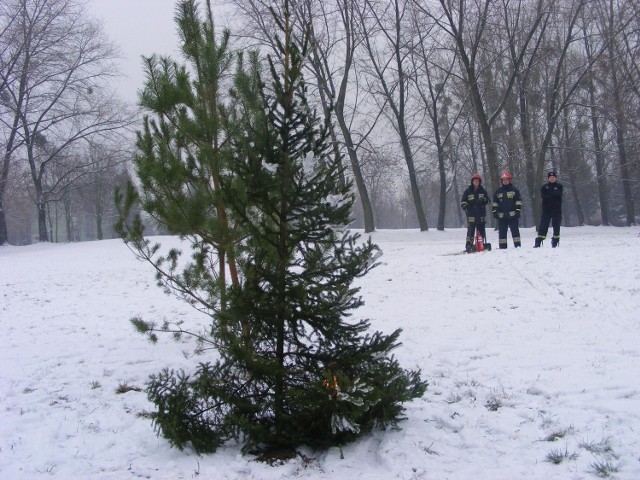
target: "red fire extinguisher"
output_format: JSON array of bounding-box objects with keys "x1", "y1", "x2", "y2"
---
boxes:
[{"x1": 475, "y1": 231, "x2": 485, "y2": 252}]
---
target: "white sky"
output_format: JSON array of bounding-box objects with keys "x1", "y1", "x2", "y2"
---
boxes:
[
  {"x1": 85, "y1": 0, "x2": 181, "y2": 103},
  {"x1": 85, "y1": 0, "x2": 236, "y2": 105}
]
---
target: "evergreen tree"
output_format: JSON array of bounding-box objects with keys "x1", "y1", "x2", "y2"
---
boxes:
[
  {"x1": 116, "y1": 0, "x2": 240, "y2": 321},
  {"x1": 116, "y1": 0, "x2": 426, "y2": 456}
]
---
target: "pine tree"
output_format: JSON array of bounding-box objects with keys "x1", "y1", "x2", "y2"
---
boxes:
[
  {"x1": 115, "y1": 0, "x2": 240, "y2": 319},
  {"x1": 116, "y1": 0, "x2": 426, "y2": 456}
]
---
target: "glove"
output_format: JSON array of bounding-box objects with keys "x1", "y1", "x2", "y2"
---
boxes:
[
  {"x1": 515, "y1": 211, "x2": 521, "y2": 220},
  {"x1": 493, "y1": 211, "x2": 499, "y2": 219}
]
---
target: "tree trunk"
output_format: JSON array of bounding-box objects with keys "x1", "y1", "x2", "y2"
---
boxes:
[
  {"x1": 336, "y1": 115, "x2": 375, "y2": 233},
  {"x1": 565, "y1": 118, "x2": 585, "y2": 226},
  {"x1": 0, "y1": 106, "x2": 22, "y2": 246},
  {"x1": 436, "y1": 142, "x2": 447, "y2": 231},
  {"x1": 516, "y1": 72, "x2": 539, "y2": 226},
  {"x1": 64, "y1": 196, "x2": 72, "y2": 242},
  {"x1": 398, "y1": 120, "x2": 428, "y2": 231},
  {"x1": 37, "y1": 201, "x2": 48, "y2": 242},
  {"x1": 610, "y1": 70, "x2": 635, "y2": 225},
  {"x1": 453, "y1": 178, "x2": 463, "y2": 226},
  {"x1": 96, "y1": 213, "x2": 103, "y2": 240},
  {"x1": 606, "y1": 0, "x2": 636, "y2": 226},
  {"x1": 469, "y1": 79, "x2": 499, "y2": 193},
  {"x1": 0, "y1": 199, "x2": 7, "y2": 246},
  {"x1": 588, "y1": 82, "x2": 610, "y2": 225}
]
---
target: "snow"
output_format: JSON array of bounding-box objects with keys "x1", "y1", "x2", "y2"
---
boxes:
[{"x1": 1, "y1": 226, "x2": 640, "y2": 479}]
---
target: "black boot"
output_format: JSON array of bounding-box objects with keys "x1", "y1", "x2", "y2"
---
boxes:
[
  {"x1": 465, "y1": 243, "x2": 474, "y2": 253},
  {"x1": 551, "y1": 238, "x2": 559, "y2": 248},
  {"x1": 534, "y1": 237, "x2": 543, "y2": 248}
]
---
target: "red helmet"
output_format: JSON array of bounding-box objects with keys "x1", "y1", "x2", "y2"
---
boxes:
[
  {"x1": 471, "y1": 173, "x2": 482, "y2": 181},
  {"x1": 500, "y1": 171, "x2": 512, "y2": 181}
]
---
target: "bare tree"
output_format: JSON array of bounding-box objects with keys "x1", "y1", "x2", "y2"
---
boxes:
[
  {"x1": 0, "y1": 0, "x2": 27, "y2": 245},
  {"x1": 300, "y1": 0, "x2": 377, "y2": 232},
  {"x1": 601, "y1": 0, "x2": 637, "y2": 225},
  {"x1": 415, "y1": 0, "x2": 549, "y2": 201},
  {"x1": 69, "y1": 142, "x2": 128, "y2": 240},
  {"x1": 504, "y1": 0, "x2": 600, "y2": 224},
  {"x1": 357, "y1": 0, "x2": 429, "y2": 230},
  {"x1": 581, "y1": 10, "x2": 610, "y2": 225},
  {"x1": 408, "y1": 2, "x2": 465, "y2": 230},
  {"x1": 359, "y1": 147, "x2": 402, "y2": 226},
  {"x1": 0, "y1": 0, "x2": 132, "y2": 243}
]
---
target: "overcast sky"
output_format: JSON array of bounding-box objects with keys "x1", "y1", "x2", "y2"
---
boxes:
[
  {"x1": 85, "y1": 0, "x2": 179, "y2": 103},
  {"x1": 86, "y1": 0, "x2": 235, "y2": 105}
]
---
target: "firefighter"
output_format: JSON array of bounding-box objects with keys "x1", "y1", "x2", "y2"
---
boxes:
[
  {"x1": 534, "y1": 171, "x2": 563, "y2": 248},
  {"x1": 460, "y1": 173, "x2": 489, "y2": 253},
  {"x1": 492, "y1": 172, "x2": 523, "y2": 249}
]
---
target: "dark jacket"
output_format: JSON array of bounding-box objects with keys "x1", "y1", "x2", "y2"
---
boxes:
[
  {"x1": 492, "y1": 184, "x2": 523, "y2": 221},
  {"x1": 541, "y1": 181, "x2": 563, "y2": 213},
  {"x1": 461, "y1": 184, "x2": 489, "y2": 220}
]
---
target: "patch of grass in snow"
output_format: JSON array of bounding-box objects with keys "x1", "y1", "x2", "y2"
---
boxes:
[
  {"x1": 590, "y1": 459, "x2": 621, "y2": 478},
  {"x1": 545, "y1": 447, "x2": 579, "y2": 464},
  {"x1": 579, "y1": 437, "x2": 613, "y2": 455},
  {"x1": 526, "y1": 386, "x2": 544, "y2": 396},
  {"x1": 543, "y1": 427, "x2": 573, "y2": 442},
  {"x1": 454, "y1": 379, "x2": 480, "y2": 388},
  {"x1": 445, "y1": 392, "x2": 462, "y2": 404},
  {"x1": 115, "y1": 382, "x2": 143, "y2": 394},
  {"x1": 538, "y1": 412, "x2": 557, "y2": 429},
  {"x1": 484, "y1": 395, "x2": 502, "y2": 411},
  {"x1": 416, "y1": 441, "x2": 440, "y2": 456},
  {"x1": 49, "y1": 395, "x2": 69, "y2": 406},
  {"x1": 89, "y1": 380, "x2": 101, "y2": 389}
]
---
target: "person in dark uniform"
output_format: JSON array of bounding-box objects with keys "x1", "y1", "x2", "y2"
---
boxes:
[
  {"x1": 461, "y1": 173, "x2": 490, "y2": 252},
  {"x1": 492, "y1": 171, "x2": 523, "y2": 249},
  {"x1": 534, "y1": 171, "x2": 563, "y2": 248}
]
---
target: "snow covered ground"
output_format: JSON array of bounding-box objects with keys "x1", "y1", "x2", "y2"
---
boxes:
[{"x1": 1, "y1": 226, "x2": 639, "y2": 479}]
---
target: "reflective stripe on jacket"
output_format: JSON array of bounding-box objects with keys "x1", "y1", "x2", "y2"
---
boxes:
[{"x1": 492, "y1": 184, "x2": 523, "y2": 220}]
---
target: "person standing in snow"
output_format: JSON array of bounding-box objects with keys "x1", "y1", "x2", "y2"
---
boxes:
[
  {"x1": 534, "y1": 171, "x2": 563, "y2": 248},
  {"x1": 492, "y1": 172, "x2": 523, "y2": 249},
  {"x1": 461, "y1": 173, "x2": 490, "y2": 253}
]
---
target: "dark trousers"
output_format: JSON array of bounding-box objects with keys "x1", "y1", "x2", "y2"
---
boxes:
[
  {"x1": 465, "y1": 218, "x2": 486, "y2": 246},
  {"x1": 537, "y1": 210, "x2": 561, "y2": 240},
  {"x1": 498, "y1": 218, "x2": 521, "y2": 248}
]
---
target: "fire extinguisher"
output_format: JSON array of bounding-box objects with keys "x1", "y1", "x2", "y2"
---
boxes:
[{"x1": 475, "y1": 231, "x2": 485, "y2": 252}]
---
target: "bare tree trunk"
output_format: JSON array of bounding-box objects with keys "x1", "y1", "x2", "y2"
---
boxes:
[
  {"x1": 342, "y1": 136, "x2": 376, "y2": 232},
  {"x1": 0, "y1": 82, "x2": 24, "y2": 245},
  {"x1": 96, "y1": 208, "x2": 103, "y2": 240},
  {"x1": 408, "y1": 5, "x2": 459, "y2": 231},
  {"x1": 588, "y1": 81, "x2": 610, "y2": 225},
  {"x1": 399, "y1": 122, "x2": 429, "y2": 230},
  {"x1": 436, "y1": 133, "x2": 447, "y2": 231},
  {"x1": 314, "y1": 0, "x2": 375, "y2": 232},
  {"x1": 563, "y1": 113, "x2": 585, "y2": 225},
  {"x1": 452, "y1": 180, "x2": 463, "y2": 227},
  {"x1": 608, "y1": 40, "x2": 636, "y2": 225},
  {"x1": 37, "y1": 200, "x2": 48, "y2": 242},
  {"x1": 359, "y1": 0, "x2": 428, "y2": 230},
  {"x1": 0, "y1": 198, "x2": 7, "y2": 245},
  {"x1": 96, "y1": 217, "x2": 103, "y2": 240},
  {"x1": 611, "y1": 95, "x2": 635, "y2": 225},
  {"x1": 582, "y1": 25, "x2": 610, "y2": 225},
  {"x1": 64, "y1": 195, "x2": 72, "y2": 242},
  {"x1": 334, "y1": 59, "x2": 375, "y2": 232}
]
